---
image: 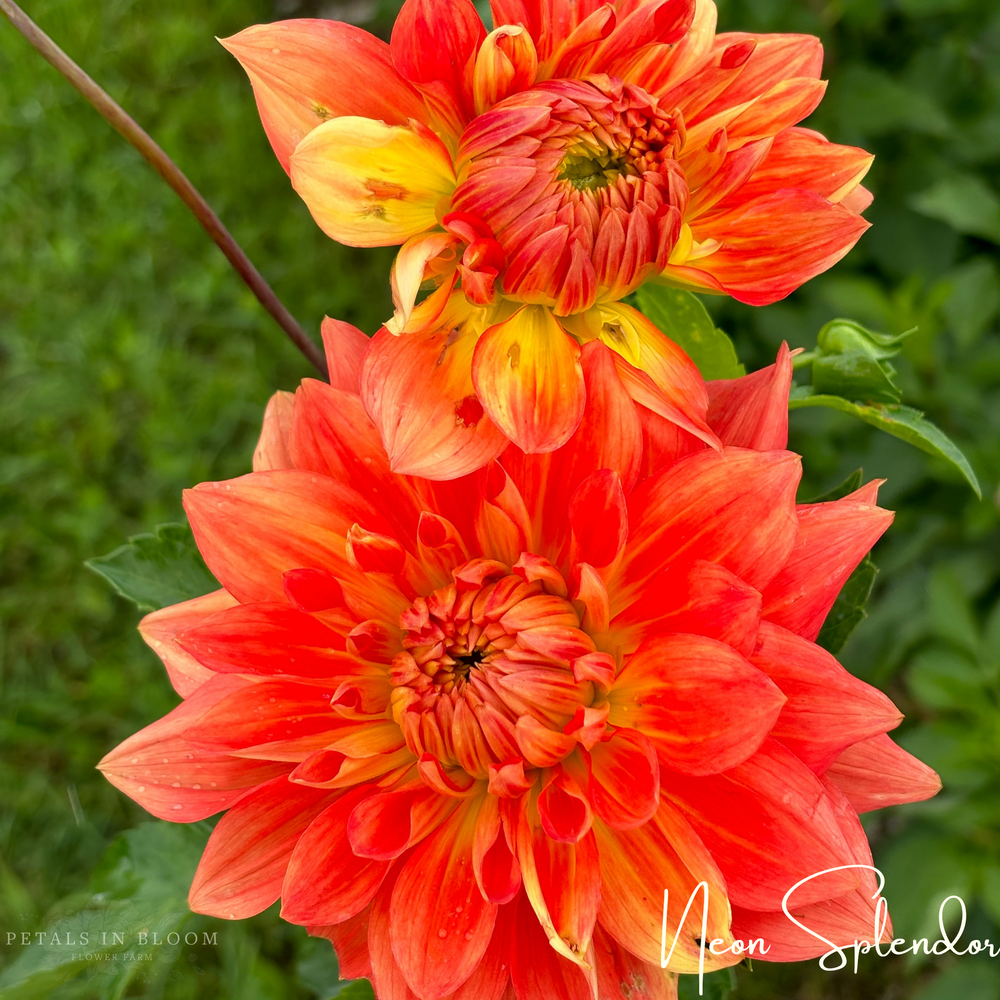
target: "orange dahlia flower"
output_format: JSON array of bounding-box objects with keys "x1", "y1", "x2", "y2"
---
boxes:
[
  {"x1": 100, "y1": 323, "x2": 938, "y2": 1000},
  {"x1": 221, "y1": 0, "x2": 874, "y2": 471}
]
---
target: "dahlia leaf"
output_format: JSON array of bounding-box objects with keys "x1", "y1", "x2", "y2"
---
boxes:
[
  {"x1": 635, "y1": 286, "x2": 745, "y2": 380},
  {"x1": 331, "y1": 980, "x2": 376, "y2": 998},
  {"x1": 805, "y1": 469, "x2": 864, "y2": 504},
  {"x1": 817, "y1": 555, "x2": 878, "y2": 654},
  {"x1": 86, "y1": 522, "x2": 218, "y2": 612},
  {"x1": 788, "y1": 388, "x2": 981, "y2": 498}
]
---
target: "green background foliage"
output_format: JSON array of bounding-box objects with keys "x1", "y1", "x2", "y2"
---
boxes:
[{"x1": 0, "y1": 0, "x2": 998, "y2": 996}]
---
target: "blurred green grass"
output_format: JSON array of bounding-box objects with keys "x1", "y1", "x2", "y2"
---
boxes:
[{"x1": 1, "y1": 0, "x2": 999, "y2": 996}]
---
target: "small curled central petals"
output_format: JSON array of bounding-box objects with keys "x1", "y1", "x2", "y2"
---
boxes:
[
  {"x1": 453, "y1": 76, "x2": 688, "y2": 314},
  {"x1": 389, "y1": 559, "x2": 603, "y2": 778}
]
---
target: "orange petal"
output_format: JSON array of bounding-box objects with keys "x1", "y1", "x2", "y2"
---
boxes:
[
  {"x1": 569, "y1": 469, "x2": 628, "y2": 569},
  {"x1": 472, "y1": 306, "x2": 586, "y2": 454},
  {"x1": 321, "y1": 317, "x2": 370, "y2": 394},
  {"x1": 825, "y1": 733, "x2": 941, "y2": 814},
  {"x1": 594, "y1": 798, "x2": 733, "y2": 970},
  {"x1": 390, "y1": 801, "x2": 499, "y2": 997},
  {"x1": 362, "y1": 326, "x2": 508, "y2": 480},
  {"x1": 184, "y1": 470, "x2": 389, "y2": 604},
  {"x1": 281, "y1": 785, "x2": 390, "y2": 925},
  {"x1": 97, "y1": 674, "x2": 288, "y2": 822},
  {"x1": 474, "y1": 24, "x2": 539, "y2": 114},
  {"x1": 138, "y1": 589, "x2": 237, "y2": 697},
  {"x1": 219, "y1": 19, "x2": 427, "y2": 173},
  {"x1": 586, "y1": 727, "x2": 659, "y2": 830},
  {"x1": 592, "y1": 922, "x2": 680, "y2": 1000},
  {"x1": 290, "y1": 117, "x2": 456, "y2": 247},
  {"x1": 188, "y1": 775, "x2": 333, "y2": 918},
  {"x1": 253, "y1": 391, "x2": 296, "y2": 472},
  {"x1": 707, "y1": 342, "x2": 792, "y2": 450},
  {"x1": 609, "y1": 634, "x2": 785, "y2": 775},
  {"x1": 751, "y1": 622, "x2": 902, "y2": 772},
  {"x1": 761, "y1": 482, "x2": 893, "y2": 640}
]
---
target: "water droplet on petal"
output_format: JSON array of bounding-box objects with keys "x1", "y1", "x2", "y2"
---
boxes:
[{"x1": 438, "y1": 929, "x2": 448, "y2": 939}]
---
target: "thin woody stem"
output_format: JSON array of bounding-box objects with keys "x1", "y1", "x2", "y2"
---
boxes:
[{"x1": 0, "y1": 0, "x2": 328, "y2": 378}]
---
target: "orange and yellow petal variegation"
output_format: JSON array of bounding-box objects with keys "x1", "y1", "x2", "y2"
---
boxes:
[
  {"x1": 361, "y1": 326, "x2": 508, "y2": 480},
  {"x1": 220, "y1": 20, "x2": 427, "y2": 173},
  {"x1": 289, "y1": 117, "x2": 456, "y2": 248},
  {"x1": 472, "y1": 305, "x2": 587, "y2": 454}
]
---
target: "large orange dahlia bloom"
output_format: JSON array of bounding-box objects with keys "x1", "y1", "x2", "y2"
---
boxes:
[
  {"x1": 100, "y1": 323, "x2": 938, "y2": 1000},
  {"x1": 222, "y1": 0, "x2": 874, "y2": 471}
]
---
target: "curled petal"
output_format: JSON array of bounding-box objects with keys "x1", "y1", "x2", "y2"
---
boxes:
[
  {"x1": 321, "y1": 318, "x2": 370, "y2": 394},
  {"x1": 473, "y1": 306, "x2": 586, "y2": 454},
  {"x1": 474, "y1": 24, "x2": 539, "y2": 114},
  {"x1": 538, "y1": 764, "x2": 593, "y2": 843},
  {"x1": 362, "y1": 327, "x2": 507, "y2": 480},
  {"x1": 254, "y1": 391, "x2": 295, "y2": 472},
  {"x1": 290, "y1": 117, "x2": 456, "y2": 247},
  {"x1": 586, "y1": 728, "x2": 659, "y2": 830}
]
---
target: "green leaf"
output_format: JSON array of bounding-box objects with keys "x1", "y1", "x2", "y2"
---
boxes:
[
  {"x1": 789, "y1": 388, "x2": 981, "y2": 498},
  {"x1": 811, "y1": 352, "x2": 903, "y2": 404},
  {"x1": 678, "y1": 968, "x2": 738, "y2": 1000},
  {"x1": 635, "y1": 285, "x2": 745, "y2": 380},
  {"x1": 911, "y1": 174, "x2": 1000, "y2": 244},
  {"x1": 817, "y1": 555, "x2": 879, "y2": 654},
  {"x1": 0, "y1": 822, "x2": 209, "y2": 1000},
  {"x1": 816, "y1": 318, "x2": 913, "y2": 360},
  {"x1": 805, "y1": 469, "x2": 865, "y2": 504},
  {"x1": 86, "y1": 522, "x2": 218, "y2": 612},
  {"x1": 334, "y1": 981, "x2": 377, "y2": 999}
]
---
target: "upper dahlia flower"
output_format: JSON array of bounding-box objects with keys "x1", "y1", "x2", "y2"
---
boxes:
[
  {"x1": 221, "y1": 0, "x2": 874, "y2": 472},
  {"x1": 100, "y1": 321, "x2": 938, "y2": 1000}
]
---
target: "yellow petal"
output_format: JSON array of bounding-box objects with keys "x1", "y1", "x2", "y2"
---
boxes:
[{"x1": 290, "y1": 117, "x2": 456, "y2": 247}]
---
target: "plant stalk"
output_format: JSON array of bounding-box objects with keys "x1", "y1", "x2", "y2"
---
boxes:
[{"x1": 0, "y1": 0, "x2": 328, "y2": 378}]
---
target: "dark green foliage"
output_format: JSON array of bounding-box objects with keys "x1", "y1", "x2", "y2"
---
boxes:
[
  {"x1": 2, "y1": 0, "x2": 1000, "y2": 998},
  {"x1": 86, "y1": 523, "x2": 217, "y2": 611},
  {"x1": 818, "y1": 555, "x2": 879, "y2": 654}
]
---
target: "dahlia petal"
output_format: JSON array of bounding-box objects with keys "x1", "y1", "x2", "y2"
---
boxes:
[
  {"x1": 138, "y1": 589, "x2": 237, "y2": 697},
  {"x1": 586, "y1": 727, "x2": 659, "y2": 829},
  {"x1": 188, "y1": 775, "x2": 333, "y2": 918},
  {"x1": 390, "y1": 233, "x2": 459, "y2": 332},
  {"x1": 511, "y1": 792, "x2": 601, "y2": 965},
  {"x1": 290, "y1": 117, "x2": 456, "y2": 247},
  {"x1": 474, "y1": 24, "x2": 539, "y2": 114},
  {"x1": 281, "y1": 785, "x2": 390, "y2": 925},
  {"x1": 390, "y1": 800, "x2": 498, "y2": 998},
  {"x1": 636, "y1": 404, "x2": 709, "y2": 481},
  {"x1": 761, "y1": 483, "x2": 893, "y2": 640},
  {"x1": 593, "y1": 798, "x2": 732, "y2": 970},
  {"x1": 362, "y1": 326, "x2": 507, "y2": 480},
  {"x1": 177, "y1": 602, "x2": 355, "y2": 675},
  {"x1": 610, "y1": 560, "x2": 762, "y2": 658},
  {"x1": 515, "y1": 715, "x2": 578, "y2": 767},
  {"x1": 751, "y1": 622, "x2": 901, "y2": 772},
  {"x1": 660, "y1": 739, "x2": 861, "y2": 911},
  {"x1": 472, "y1": 306, "x2": 586, "y2": 454},
  {"x1": 184, "y1": 679, "x2": 354, "y2": 759},
  {"x1": 703, "y1": 32, "x2": 824, "y2": 114},
  {"x1": 492, "y1": 0, "x2": 610, "y2": 63},
  {"x1": 615, "y1": 447, "x2": 800, "y2": 607},
  {"x1": 510, "y1": 891, "x2": 595, "y2": 1000},
  {"x1": 390, "y1": 0, "x2": 486, "y2": 133},
  {"x1": 538, "y1": 764, "x2": 593, "y2": 843},
  {"x1": 824, "y1": 733, "x2": 941, "y2": 813},
  {"x1": 707, "y1": 76, "x2": 828, "y2": 149},
  {"x1": 219, "y1": 20, "x2": 426, "y2": 172},
  {"x1": 686, "y1": 136, "x2": 773, "y2": 220},
  {"x1": 572, "y1": 563, "x2": 611, "y2": 634},
  {"x1": 729, "y1": 126, "x2": 874, "y2": 207},
  {"x1": 253, "y1": 391, "x2": 296, "y2": 472},
  {"x1": 283, "y1": 567, "x2": 346, "y2": 612},
  {"x1": 310, "y1": 905, "x2": 372, "y2": 980},
  {"x1": 474, "y1": 794, "x2": 522, "y2": 903},
  {"x1": 321, "y1": 317, "x2": 370, "y2": 394},
  {"x1": 609, "y1": 634, "x2": 784, "y2": 775},
  {"x1": 349, "y1": 785, "x2": 458, "y2": 861},
  {"x1": 184, "y1": 470, "x2": 389, "y2": 604},
  {"x1": 627, "y1": 0, "x2": 718, "y2": 94},
  {"x1": 706, "y1": 342, "x2": 792, "y2": 450},
  {"x1": 680, "y1": 189, "x2": 870, "y2": 306},
  {"x1": 97, "y1": 675, "x2": 289, "y2": 822},
  {"x1": 596, "y1": 0, "x2": 697, "y2": 72},
  {"x1": 569, "y1": 469, "x2": 628, "y2": 568},
  {"x1": 592, "y1": 922, "x2": 680, "y2": 1000}
]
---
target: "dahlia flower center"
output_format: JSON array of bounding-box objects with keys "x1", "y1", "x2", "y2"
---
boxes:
[
  {"x1": 454, "y1": 76, "x2": 689, "y2": 313},
  {"x1": 389, "y1": 564, "x2": 601, "y2": 779}
]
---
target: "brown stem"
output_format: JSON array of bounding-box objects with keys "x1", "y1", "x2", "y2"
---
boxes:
[{"x1": 0, "y1": 0, "x2": 328, "y2": 378}]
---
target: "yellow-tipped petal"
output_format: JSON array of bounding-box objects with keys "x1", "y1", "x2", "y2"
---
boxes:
[{"x1": 290, "y1": 117, "x2": 456, "y2": 247}]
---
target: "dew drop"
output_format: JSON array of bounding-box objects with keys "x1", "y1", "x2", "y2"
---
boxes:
[
  {"x1": 437, "y1": 929, "x2": 448, "y2": 939},
  {"x1": 171, "y1": 782, "x2": 181, "y2": 788},
  {"x1": 192, "y1": 784, "x2": 202, "y2": 790},
  {"x1": 137, "y1": 785, "x2": 145, "y2": 792},
  {"x1": 130, "y1": 757, "x2": 139, "y2": 764},
  {"x1": 455, "y1": 905, "x2": 463, "y2": 913},
  {"x1": 172, "y1": 804, "x2": 183, "y2": 810},
  {"x1": 464, "y1": 931, "x2": 474, "y2": 941}
]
